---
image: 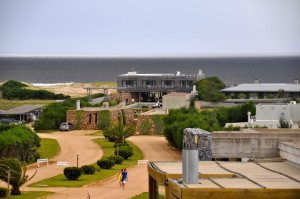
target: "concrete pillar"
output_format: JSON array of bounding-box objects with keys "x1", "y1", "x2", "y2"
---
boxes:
[
  {"x1": 247, "y1": 111, "x2": 251, "y2": 123},
  {"x1": 182, "y1": 149, "x2": 198, "y2": 184},
  {"x1": 182, "y1": 128, "x2": 212, "y2": 184},
  {"x1": 76, "y1": 100, "x2": 80, "y2": 110}
]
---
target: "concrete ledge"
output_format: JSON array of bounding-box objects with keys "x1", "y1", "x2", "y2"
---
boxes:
[{"x1": 279, "y1": 142, "x2": 300, "y2": 167}]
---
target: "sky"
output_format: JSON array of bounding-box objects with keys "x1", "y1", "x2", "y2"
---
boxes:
[{"x1": 0, "y1": 0, "x2": 300, "y2": 56}]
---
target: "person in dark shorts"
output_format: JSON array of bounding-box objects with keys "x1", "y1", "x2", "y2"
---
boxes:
[{"x1": 121, "y1": 168, "x2": 128, "y2": 190}]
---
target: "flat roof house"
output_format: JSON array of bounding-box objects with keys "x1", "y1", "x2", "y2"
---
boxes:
[
  {"x1": 221, "y1": 79, "x2": 300, "y2": 100},
  {"x1": 117, "y1": 70, "x2": 205, "y2": 102}
]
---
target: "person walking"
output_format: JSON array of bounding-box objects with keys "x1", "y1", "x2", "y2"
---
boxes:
[
  {"x1": 117, "y1": 169, "x2": 123, "y2": 187},
  {"x1": 121, "y1": 168, "x2": 128, "y2": 190}
]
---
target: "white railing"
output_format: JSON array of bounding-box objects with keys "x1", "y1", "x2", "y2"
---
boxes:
[
  {"x1": 56, "y1": 161, "x2": 68, "y2": 167},
  {"x1": 138, "y1": 160, "x2": 149, "y2": 165},
  {"x1": 37, "y1": 158, "x2": 49, "y2": 167}
]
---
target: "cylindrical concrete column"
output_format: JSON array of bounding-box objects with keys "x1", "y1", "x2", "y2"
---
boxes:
[
  {"x1": 76, "y1": 100, "x2": 80, "y2": 110},
  {"x1": 182, "y1": 149, "x2": 198, "y2": 184}
]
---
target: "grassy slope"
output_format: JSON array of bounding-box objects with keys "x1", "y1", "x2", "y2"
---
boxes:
[
  {"x1": 0, "y1": 99, "x2": 54, "y2": 110},
  {"x1": 29, "y1": 138, "x2": 143, "y2": 187},
  {"x1": 38, "y1": 138, "x2": 61, "y2": 159},
  {"x1": 8, "y1": 191, "x2": 53, "y2": 199}
]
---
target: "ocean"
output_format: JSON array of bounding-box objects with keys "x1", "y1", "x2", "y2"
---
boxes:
[{"x1": 0, "y1": 56, "x2": 299, "y2": 84}]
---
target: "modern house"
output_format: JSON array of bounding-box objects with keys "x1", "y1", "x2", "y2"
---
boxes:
[
  {"x1": 221, "y1": 79, "x2": 300, "y2": 99},
  {"x1": 117, "y1": 70, "x2": 205, "y2": 102}
]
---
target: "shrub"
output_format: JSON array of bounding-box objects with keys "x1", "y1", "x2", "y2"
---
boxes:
[
  {"x1": 279, "y1": 115, "x2": 292, "y2": 128},
  {"x1": 115, "y1": 146, "x2": 133, "y2": 159},
  {"x1": 103, "y1": 122, "x2": 134, "y2": 143},
  {"x1": 196, "y1": 77, "x2": 226, "y2": 102},
  {"x1": 97, "y1": 159, "x2": 115, "y2": 169},
  {"x1": 98, "y1": 110, "x2": 111, "y2": 130},
  {"x1": 81, "y1": 165, "x2": 95, "y2": 174},
  {"x1": 152, "y1": 115, "x2": 165, "y2": 135},
  {"x1": 108, "y1": 155, "x2": 124, "y2": 164},
  {"x1": 140, "y1": 119, "x2": 152, "y2": 135},
  {"x1": 0, "y1": 187, "x2": 8, "y2": 198},
  {"x1": 0, "y1": 125, "x2": 40, "y2": 163},
  {"x1": 63, "y1": 167, "x2": 82, "y2": 180}
]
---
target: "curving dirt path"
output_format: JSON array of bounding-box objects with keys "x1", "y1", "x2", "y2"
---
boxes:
[
  {"x1": 25, "y1": 134, "x2": 180, "y2": 199},
  {"x1": 25, "y1": 130, "x2": 103, "y2": 186}
]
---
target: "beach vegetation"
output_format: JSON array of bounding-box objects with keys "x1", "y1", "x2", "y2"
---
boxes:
[{"x1": 0, "y1": 80, "x2": 70, "y2": 100}]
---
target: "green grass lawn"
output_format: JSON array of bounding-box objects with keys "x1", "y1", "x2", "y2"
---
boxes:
[
  {"x1": 29, "y1": 138, "x2": 143, "y2": 187},
  {"x1": 130, "y1": 192, "x2": 164, "y2": 199},
  {"x1": 87, "y1": 130, "x2": 103, "y2": 136},
  {"x1": 38, "y1": 138, "x2": 61, "y2": 159},
  {"x1": 0, "y1": 99, "x2": 54, "y2": 110},
  {"x1": 8, "y1": 191, "x2": 54, "y2": 199}
]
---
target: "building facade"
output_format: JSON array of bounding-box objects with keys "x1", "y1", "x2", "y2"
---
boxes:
[
  {"x1": 221, "y1": 79, "x2": 300, "y2": 100},
  {"x1": 117, "y1": 70, "x2": 205, "y2": 101}
]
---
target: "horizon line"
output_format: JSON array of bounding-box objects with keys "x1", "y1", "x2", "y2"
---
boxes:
[{"x1": 0, "y1": 53, "x2": 300, "y2": 58}]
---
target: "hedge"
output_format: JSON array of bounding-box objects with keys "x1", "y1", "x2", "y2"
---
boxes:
[
  {"x1": 81, "y1": 165, "x2": 95, "y2": 174},
  {"x1": 63, "y1": 167, "x2": 82, "y2": 180},
  {"x1": 97, "y1": 159, "x2": 115, "y2": 169},
  {"x1": 115, "y1": 146, "x2": 133, "y2": 159},
  {"x1": 108, "y1": 155, "x2": 124, "y2": 164}
]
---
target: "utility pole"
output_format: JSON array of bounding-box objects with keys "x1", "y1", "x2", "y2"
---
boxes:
[
  {"x1": 7, "y1": 170, "x2": 11, "y2": 197},
  {"x1": 77, "y1": 154, "x2": 79, "y2": 167}
]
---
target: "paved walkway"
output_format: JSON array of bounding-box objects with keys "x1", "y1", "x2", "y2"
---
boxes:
[{"x1": 24, "y1": 134, "x2": 181, "y2": 199}]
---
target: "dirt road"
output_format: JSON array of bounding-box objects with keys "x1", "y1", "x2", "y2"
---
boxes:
[
  {"x1": 25, "y1": 135, "x2": 180, "y2": 199},
  {"x1": 25, "y1": 130, "x2": 103, "y2": 186}
]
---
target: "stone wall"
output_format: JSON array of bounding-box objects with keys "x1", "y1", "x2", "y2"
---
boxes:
[
  {"x1": 211, "y1": 130, "x2": 300, "y2": 158},
  {"x1": 67, "y1": 108, "x2": 136, "y2": 130},
  {"x1": 110, "y1": 92, "x2": 132, "y2": 103},
  {"x1": 162, "y1": 92, "x2": 191, "y2": 110}
]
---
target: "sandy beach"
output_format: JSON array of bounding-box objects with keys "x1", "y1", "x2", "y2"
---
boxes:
[{"x1": 28, "y1": 82, "x2": 117, "y2": 97}]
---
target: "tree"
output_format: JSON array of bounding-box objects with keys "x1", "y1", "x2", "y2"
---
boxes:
[
  {"x1": 103, "y1": 122, "x2": 134, "y2": 143},
  {"x1": 0, "y1": 158, "x2": 28, "y2": 195},
  {"x1": 196, "y1": 77, "x2": 226, "y2": 102}
]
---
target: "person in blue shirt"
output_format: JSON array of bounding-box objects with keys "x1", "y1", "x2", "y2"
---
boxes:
[{"x1": 121, "y1": 168, "x2": 128, "y2": 190}]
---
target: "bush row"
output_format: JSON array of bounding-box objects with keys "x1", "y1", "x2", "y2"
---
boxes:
[
  {"x1": 164, "y1": 102, "x2": 255, "y2": 150},
  {"x1": 0, "y1": 80, "x2": 70, "y2": 100}
]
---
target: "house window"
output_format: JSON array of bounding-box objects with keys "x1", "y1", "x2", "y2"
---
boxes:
[
  {"x1": 89, "y1": 114, "x2": 92, "y2": 123},
  {"x1": 95, "y1": 113, "x2": 98, "y2": 124}
]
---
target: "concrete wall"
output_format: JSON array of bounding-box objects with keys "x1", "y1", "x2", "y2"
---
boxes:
[
  {"x1": 290, "y1": 104, "x2": 300, "y2": 122},
  {"x1": 162, "y1": 93, "x2": 191, "y2": 110},
  {"x1": 256, "y1": 104, "x2": 290, "y2": 121},
  {"x1": 279, "y1": 142, "x2": 300, "y2": 167},
  {"x1": 256, "y1": 103, "x2": 300, "y2": 122},
  {"x1": 211, "y1": 130, "x2": 300, "y2": 158}
]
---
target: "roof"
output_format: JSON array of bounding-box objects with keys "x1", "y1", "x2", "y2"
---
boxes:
[
  {"x1": 0, "y1": 104, "x2": 45, "y2": 115},
  {"x1": 222, "y1": 83, "x2": 300, "y2": 92},
  {"x1": 149, "y1": 161, "x2": 300, "y2": 189}
]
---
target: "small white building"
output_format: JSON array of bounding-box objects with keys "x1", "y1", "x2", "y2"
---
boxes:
[{"x1": 251, "y1": 102, "x2": 300, "y2": 128}]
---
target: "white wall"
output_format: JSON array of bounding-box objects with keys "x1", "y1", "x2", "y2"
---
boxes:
[{"x1": 256, "y1": 104, "x2": 290, "y2": 121}]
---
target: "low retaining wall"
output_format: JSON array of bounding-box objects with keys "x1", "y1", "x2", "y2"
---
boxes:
[
  {"x1": 212, "y1": 131, "x2": 300, "y2": 159},
  {"x1": 279, "y1": 142, "x2": 300, "y2": 167}
]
